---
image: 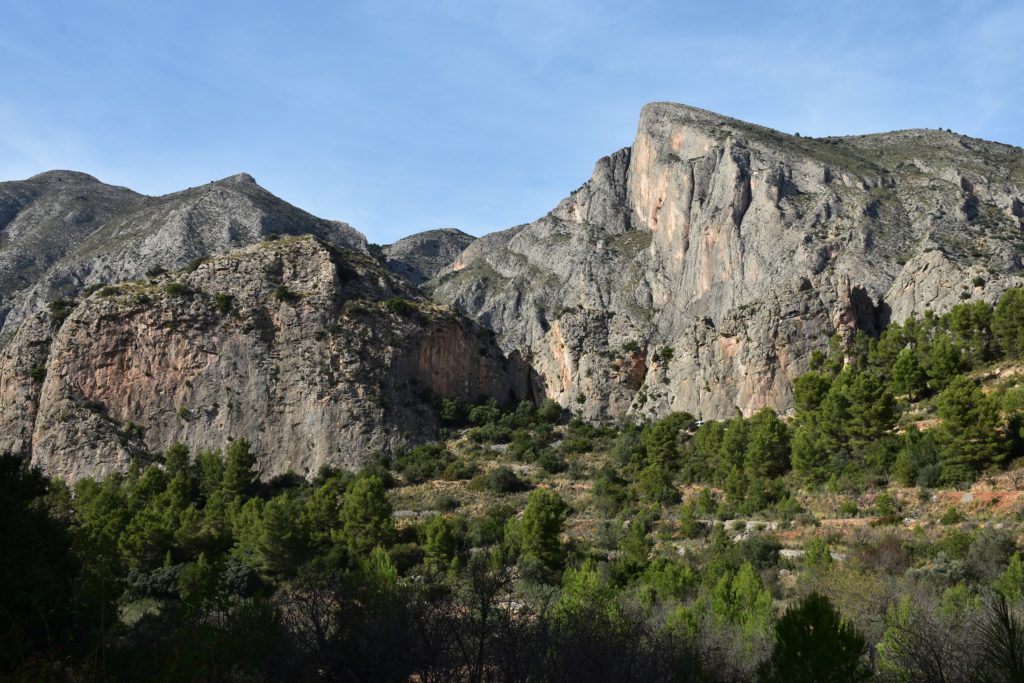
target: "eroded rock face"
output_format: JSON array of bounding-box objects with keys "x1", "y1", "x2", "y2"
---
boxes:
[
  {"x1": 0, "y1": 171, "x2": 367, "y2": 342},
  {"x1": 432, "y1": 102, "x2": 1024, "y2": 421},
  {"x1": 383, "y1": 228, "x2": 477, "y2": 284},
  {"x1": 2, "y1": 237, "x2": 526, "y2": 482}
]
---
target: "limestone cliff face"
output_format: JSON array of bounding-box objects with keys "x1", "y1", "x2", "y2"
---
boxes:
[
  {"x1": 0, "y1": 171, "x2": 367, "y2": 342},
  {"x1": 432, "y1": 102, "x2": 1024, "y2": 420},
  {"x1": 4, "y1": 101, "x2": 1023, "y2": 476},
  {"x1": 1, "y1": 237, "x2": 526, "y2": 482}
]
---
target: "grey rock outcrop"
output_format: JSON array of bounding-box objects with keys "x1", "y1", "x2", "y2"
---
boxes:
[
  {"x1": 0, "y1": 237, "x2": 527, "y2": 482},
  {"x1": 383, "y1": 228, "x2": 477, "y2": 284},
  {"x1": 0, "y1": 171, "x2": 367, "y2": 342},
  {"x1": 432, "y1": 102, "x2": 1024, "y2": 421}
]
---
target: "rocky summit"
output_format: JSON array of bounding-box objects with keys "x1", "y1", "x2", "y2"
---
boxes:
[
  {"x1": 2, "y1": 101, "x2": 1024, "y2": 480},
  {"x1": 0, "y1": 171, "x2": 366, "y2": 342},
  {"x1": 431, "y1": 102, "x2": 1024, "y2": 422},
  {"x1": 382, "y1": 227, "x2": 477, "y2": 285},
  {"x1": 0, "y1": 236, "x2": 528, "y2": 481}
]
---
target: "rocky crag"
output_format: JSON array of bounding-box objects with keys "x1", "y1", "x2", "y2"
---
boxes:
[
  {"x1": 0, "y1": 236, "x2": 527, "y2": 482},
  {"x1": 0, "y1": 171, "x2": 366, "y2": 342},
  {"x1": 383, "y1": 228, "x2": 477, "y2": 285},
  {"x1": 431, "y1": 102, "x2": 1024, "y2": 421}
]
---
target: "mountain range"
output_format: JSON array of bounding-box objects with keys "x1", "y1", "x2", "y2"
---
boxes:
[{"x1": 2, "y1": 102, "x2": 1023, "y2": 480}]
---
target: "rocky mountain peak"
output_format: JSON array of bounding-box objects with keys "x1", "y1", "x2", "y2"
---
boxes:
[
  {"x1": 3, "y1": 101, "x2": 1024, "y2": 480},
  {"x1": 213, "y1": 172, "x2": 259, "y2": 187},
  {"x1": 0, "y1": 170, "x2": 367, "y2": 342},
  {"x1": 26, "y1": 170, "x2": 106, "y2": 185},
  {"x1": 432, "y1": 101, "x2": 1024, "y2": 422},
  {"x1": 383, "y1": 228, "x2": 477, "y2": 284}
]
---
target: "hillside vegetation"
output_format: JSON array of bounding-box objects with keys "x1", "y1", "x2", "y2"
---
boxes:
[{"x1": 7, "y1": 290, "x2": 1024, "y2": 681}]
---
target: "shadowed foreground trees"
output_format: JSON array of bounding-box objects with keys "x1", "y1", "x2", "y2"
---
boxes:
[{"x1": 759, "y1": 592, "x2": 869, "y2": 683}]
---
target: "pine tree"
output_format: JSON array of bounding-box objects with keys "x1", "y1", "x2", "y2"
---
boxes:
[
  {"x1": 507, "y1": 488, "x2": 567, "y2": 572},
  {"x1": 936, "y1": 376, "x2": 1006, "y2": 483},
  {"x1": 221, "y1": 438, "x2": 257, "y2": 500},
  {"x1": 790, "y1": 417, "x2": 830, "y2": 484},
  {"x1": 163, "y1": 442, "x2": 190, "y2": 478},
  {"x1": 641, "y1": 412, "x2": 693, "y2": 469},
  {"x1": 994, "y1": 287, "x2": 1024, "y2": 358},
  {"x1": 744, "y1": 407, "x2": 790, "y2": 480},
  {"x1": 260, "y1": 493, "x2": 309, "y2": 579},
  {"x1": 420, "y1": 515, "x2": 457, "y2": 573},
  {"x1": 760, "y1": 593, "x2": 869, "y2": 682},
  {"x1": 891, "y1": 348, "x2": 927, "y2": 400},
  {"x1": 805, "y1": 538, "x2": 832, "y2": 571},
  {"x1": 995, "y1": 553, "x2": 1024, "y2": 602},
  {"x1": 710, "y1": 561, "x2": 772, "y2": 639},
  {"x1": 842, "y1": 371, "x2": 897, "y2": 448},
  {"x1": 717, "y1": 418, "x2": 750, "y2": 476},
  {"x1": 230, "y1": 497, "x2": 266, "y2": 569},
  {"x1": 338, "y1": 475, "x2": 395, "y2": 557},
  {"x1": 301, "y1": 474, "x2": 347, "y2": 550},
  {"x1": 926, "y1": 335, "x2": 964, "y2": 390},
  {"x1": 946, "y1": 300, "x2": 994, "y2": 365},
  {"x1": 196, "y1": 447, "x2": 224, "y2": 500}
]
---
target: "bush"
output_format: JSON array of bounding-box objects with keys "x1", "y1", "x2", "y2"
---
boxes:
[
  {"x1": 433, "y1": 493, "x2": 461, "y2": 512},
  {"x1": 560, "y1": 436, "x2": 592, "y2": 454},
  {"x1": 439, "y1": 398, "x2": 463, "y2": 424},
  {"x1": 939, "y1": 506, "x2": 964, "y2": 525},
  {"x1": 213, "y1": 293, "x2": 233, "y2": 314},
  {"x1": 537, "y1": 450, "x2": 567, "y2": 474},
  {"x1": 508, "y1": 429, "x2": 544, "y2": 462},
  {"x1": 357, "y1": 461, "x2": 397, "y2": 489},
  {"x1": 183, "y1": 257, "x2": 208, "y2": 273},
  {"x1": 48, "y1": 299, "x2": 76, "y2": 321},
  {"x1": 537, "y1": 399, "x2": 563, "y2": 424},
  {"x1": 383, "y1": 297, "x2": 414, "y2": 316},
  {"x1": 272, "y1": 285, "x2": 296, "y2": 301},
  {"x1": 83, "y1": 399, "x2": 105, "y2": 414},
  {"x1": 468, "y1": 504, "x2": 515, "y2": 547},
  {"x1": 472, "y1": 466, "x2": 528, "y2": 494},
  {"x1": 964, "y1": 528, "x2": 1016, "y2": 582},
  {"x1": 468, "y1": 401, "x2": 501, "y2": 426},
  {"x1": 393, "y1": 443, "x2": 451, "y2": 484},
  {"x1": 838, "y1": 500, "x2": 859, "y2": 518},
  {"x1": 164, "y1": 282, "x2": 191, "y2": 297},
  {"x1": 468, "y1": 422, "x2": 513, "y2": 445},
  {"x1": 442, "y1": 459, "x2": 478, "y2": 481}
]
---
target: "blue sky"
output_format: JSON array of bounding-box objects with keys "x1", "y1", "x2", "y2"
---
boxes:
[{"x1": 1, "y1": 1, "x2": 1022, "y2": 243}]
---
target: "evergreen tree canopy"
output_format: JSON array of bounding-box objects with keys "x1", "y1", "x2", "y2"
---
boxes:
[{"x1": 760, "y1": 592, "x2": 869, "y2": 682}]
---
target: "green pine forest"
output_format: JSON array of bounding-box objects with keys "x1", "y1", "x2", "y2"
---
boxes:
[{"x1": 8, "y1": 290, "x2": 1024, "y2": 681}]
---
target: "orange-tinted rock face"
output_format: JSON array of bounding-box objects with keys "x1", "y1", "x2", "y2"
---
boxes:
[
  {"x1": 0, "y1": 312, "x2": 57, "y2": 458},
  {"x1": 4, "y1": 237, "x2": 526, "y2": 482},
  {"x1": 433, "y1": 102, "x2": 1024, "y2": 422}
]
